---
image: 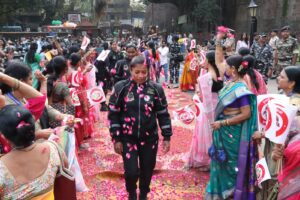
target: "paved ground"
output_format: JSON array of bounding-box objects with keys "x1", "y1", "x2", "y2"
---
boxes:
[{"x1": 267, "y1": 79, "x2": 278, "y2": 94}]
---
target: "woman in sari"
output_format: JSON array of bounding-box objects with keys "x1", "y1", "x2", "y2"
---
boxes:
[
  {"x1": 0, "y1": 105, "x2": 67, "y2": 200},
  {"x1": 25, "y1": 43, "x2": 43, "y2": 89},
  {"x1": 0, "y1": 64, "x2": 46, "y2": 154},
  {"x1": 46, "y1": 56, "x2": 73, "y2": 124},
  {"x1": 242, "y1": 55, "x2": 268, "y2": 96},
  {"x1": 67, "y1": 53, "x2": 93, "y2": 145},
  {"x1": 144, "y1": 41, "x2": 160, "y2": 82},
  {"x1": 188, "y1": 51, "x2": 223, "y2": 169},
  {"x1": 180, "y1": 48, "x2": 199, "y2": 91},
  {"x1": 254, "y1": 66, "x2": 300, "y2": 200},
  {"x1": 205, "y1": 33, "x2": 257, "y2": 200}
]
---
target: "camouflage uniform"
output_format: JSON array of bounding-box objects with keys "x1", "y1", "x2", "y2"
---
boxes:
[
  {"x1": 169, "y1": 42, "x2": 181, "y2": 84},
  {"x1": 275, "y1": 36, "x2": 299, "y2": 76},
  {"x1": 250, "y1": 42, "x2": 273, "y2": 83}
]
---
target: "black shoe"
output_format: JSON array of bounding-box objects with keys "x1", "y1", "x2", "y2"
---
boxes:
[
  {"x1": 139, "y1": 192, "x2": 148, "y2": 200},
  {"x1": 128, "y1": 191, "x2": 137, "y2": 200},
  {"x1": 100, "y1": 104, "x2": 109, "y2": 112}
]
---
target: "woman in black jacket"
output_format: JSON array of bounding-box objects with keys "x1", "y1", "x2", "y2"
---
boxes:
[{"x1": 108, "y1": 55, "x2": 172, "y2": 200}]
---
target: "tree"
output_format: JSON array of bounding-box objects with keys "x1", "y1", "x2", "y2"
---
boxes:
[
  {"x1": 0, "y1": 0, "x2": 67, "y2": 24},
  {"x1": 192, "y1": 0, "x2": 221, "y2": 31}
]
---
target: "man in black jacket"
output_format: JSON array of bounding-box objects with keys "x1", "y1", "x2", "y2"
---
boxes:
[{"x1": 107, "y1": 41, "x2": 123, "y2": 87}]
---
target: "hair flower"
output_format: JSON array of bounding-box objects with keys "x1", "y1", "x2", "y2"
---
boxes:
[
  {"x1": 242, "y1": 61, "x2": 249, "y2": 68},
  {"x1": 16, "y1": 121, "x2": 30, "y2": 129},
  {"x1": 217, "y1": 26, "x2": 228, "y2": 34}
]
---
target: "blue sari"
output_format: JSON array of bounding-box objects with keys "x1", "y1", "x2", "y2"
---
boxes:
[{"x1": 205, "y1": 81, "x2": 257, "y2": 200}]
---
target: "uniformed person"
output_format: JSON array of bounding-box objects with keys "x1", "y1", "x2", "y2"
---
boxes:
[
  {"x1": 109, "y1": 55, "x2": 172, "y2": 200},
  {"x1": 169, "y1": 35, "x2": 181, "y2": 86},
  {"x1": 250, "y1": 33, "x2": 273, "y2": 83},
  {"x1": 274, "y1": 26, "x2": 299, "y2": 77}
]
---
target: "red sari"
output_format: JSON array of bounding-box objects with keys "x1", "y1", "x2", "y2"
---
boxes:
[{"x1": 67, "y1": 67, "x2": 94, "y2": 147}]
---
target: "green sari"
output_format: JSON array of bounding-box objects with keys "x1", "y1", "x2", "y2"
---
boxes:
[
  {"x1": 205, "y1": 82, "x2": 257, "y2": 200},
  {"x1": 25, "y1": 53, "x2": 42, "y2": 89}
]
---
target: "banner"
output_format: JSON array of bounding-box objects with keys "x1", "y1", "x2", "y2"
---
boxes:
[
  {"x1": 71, "y1": 71, "x2": 83, "y2": 87},
  {"x1": 87, "y1": 86, "x2": 106, "y2": 105},
  {"x1": 189, "y1": 57, "x2": 198, "y2": 71},
  {"x1": 173, "y1": 106, "x2": 195, "y2": 125},
  {"x1": 257, "y1": 94, "x2": 289, "y2": 131},
  {"x1": 81, "y1": 36, "x2": 90, "y2": 51},
  {"x1": 96, "y1": 49, "x2": 111, "y2": 61},
  {"x1": 199, "y1": 50, "x2": 206, "y2": 66},
  {"x1": 265, "y1": 100, "x2": 297, "y2": 144},
  {"x1": 256, "y1": 158, "x2": 271, "y2": 187},
  {"x1": 190, "y1": 39, "x2": 196, "y2": 49},
  {"x1": 69, "y1": 88, "x2": 81, "y2": 106}
]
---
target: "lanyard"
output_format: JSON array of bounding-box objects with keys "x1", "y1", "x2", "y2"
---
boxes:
[{"x1": 6, "y1": 92, "x2": 22, "y2": 105}]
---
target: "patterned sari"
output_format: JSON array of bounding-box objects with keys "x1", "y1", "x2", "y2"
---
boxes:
[{"x1": 205, "y1": 82, "x2": 257, "y2": 200}]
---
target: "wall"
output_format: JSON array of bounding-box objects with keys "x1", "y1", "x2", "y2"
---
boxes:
[{"x1": 232, "y1": 0, "x2": 300, "y2": 35}]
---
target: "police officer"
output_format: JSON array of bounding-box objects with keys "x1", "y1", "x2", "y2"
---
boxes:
[
  {"x1": 274, "y1": 26, "x2": 299, "y2": 77},
  {"x1": 169, "y1": 35, "x2": 181, "y2": 87},
  {"x1": 250, "y1": 33, "x2": 273, "y2": 83},
  {"x1": 108, "y1": 55, "x2": 172, "y2": 200}
]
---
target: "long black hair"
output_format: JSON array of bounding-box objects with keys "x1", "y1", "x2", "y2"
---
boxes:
[
  {"x1": 0, "y1": 61, "x2": 31, "y2": 94},
  {"x1": 284, "y1": 66, "x2": 300, "y2": 94},
  {"x1": 243, "y1": 55, "x2": 259, "y2": 90},
  {"x1": 0, "y1": 105, "x2": 35, "y2": 148},
  {"x1": 206, "y1": 51, "x2": 223, "y2": 92},
  {"x1": 26, "y1": 43, "x2": 38, "y2": 64},
  {"x1": 147, "y1": 41, "x2": 156, "y2": 59},
  {"x1": 47, "y1": 56, "x2": 68, "y2": 98},
  {"x1": 240, "y1": 32, "x2": 249, "y2": 44}
]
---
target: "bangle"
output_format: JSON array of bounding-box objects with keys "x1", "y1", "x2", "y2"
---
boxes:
[
  {"x1": 215, "y1": 40, "x2": 222, "y2": 47},
  {"x1": 13, "y1": 79, "x2": 20, "y2": 90},
  {"x1": 226, "y1": 119, "x2": 229, "y2": 126}
]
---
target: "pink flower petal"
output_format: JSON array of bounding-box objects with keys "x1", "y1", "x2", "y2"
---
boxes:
[{"x1": 126, "y1": 153, "x2": 130, "y2": 159}]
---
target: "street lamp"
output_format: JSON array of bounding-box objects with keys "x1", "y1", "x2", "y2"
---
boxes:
[
  {"x1": 248, "y1": 0, "x2": 258, "y2": 46},
  {"x1": 171, "y1": 18, "x2": 175, "y2": 33}
]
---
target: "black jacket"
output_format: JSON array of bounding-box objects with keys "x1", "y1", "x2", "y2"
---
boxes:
[
  {"x1": 108, "y1": 79, "x2": 172, "y2": 142},
  {"x1": 114, "y1": 58, "x2": 131, "y2": 83},
  {"x1": 108, "y1": 50, "x2": 123, "y2": 71}
]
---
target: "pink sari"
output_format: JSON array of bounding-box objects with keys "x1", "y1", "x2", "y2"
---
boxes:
[
  {"x1": 277, "y1": 133, "x2": 300, "y2": 200},
  {"x1": 244, "y1": 69, "x2": 267, "y2": 95},
  {"x1": 188, "y1": 70, "x2": 217, "y2": 168}
]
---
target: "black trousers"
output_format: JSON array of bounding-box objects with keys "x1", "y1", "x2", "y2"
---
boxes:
[
  {"x1": 169, "y1": 60, "x2": 180, "y2": 84},
  {"x1": 122, "y1": 139, "x2": 158, "y2": 194}
]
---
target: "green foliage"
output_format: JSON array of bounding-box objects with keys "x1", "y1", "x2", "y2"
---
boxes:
[
  {"x1": 0, "y1": 0, "x2": 67, "y2": 23},
  {"x1": 192, "y1": 0, "x2": 221, "y2": 24}
]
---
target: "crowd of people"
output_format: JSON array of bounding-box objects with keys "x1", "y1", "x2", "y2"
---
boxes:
[{"x1": 0, "y1": 23, "x2": 299, "y2": 200}]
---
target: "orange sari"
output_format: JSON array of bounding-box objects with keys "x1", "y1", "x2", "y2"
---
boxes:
[{"x1": 180, "y1": 51, "x2": 199, "y2": 91}]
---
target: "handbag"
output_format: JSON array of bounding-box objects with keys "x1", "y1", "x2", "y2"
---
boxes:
[
  {"x1": 208, "y1": 130, "x2": 228, "y2": 163},
  {"x1": 50, "y1": 141, "x2": 77, "y2": 200}
]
